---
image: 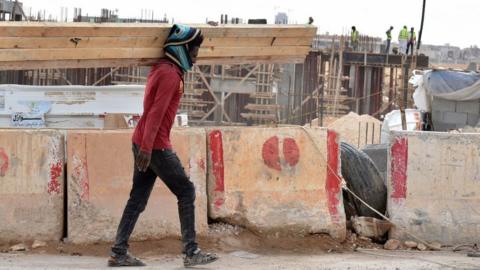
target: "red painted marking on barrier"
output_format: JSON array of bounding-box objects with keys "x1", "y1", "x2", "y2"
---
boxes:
[
  {"x1": 283, "y1": 138, "x2": 300, "y2": 167},
  {"x1": 391, "y1": 137, "x2": 408, "y2": 201},
  {"x1": 48, "y1": 161, "x2": 62, "y2": 194},
  {"x1": 326, "y1": 130, "x2": 341, "y2": 223},
  {"x1": 210, "y1": 130, "x2": 224, "y2": 193},
  {"x1": 73, "y1": 158, "x2": 90, "y2": 200},
  {"x1": 0, "y1": 148, "x2": 9, "y2": 177},
  {"x1": 262, "y1": 136, "x2": 281, "y2": 171},
  {"x1": 214, "y1": 198, "x2": 224, "y2": 209},
  {"x1": 198, "y1": 158, "x2": 206, "y2": 172}
]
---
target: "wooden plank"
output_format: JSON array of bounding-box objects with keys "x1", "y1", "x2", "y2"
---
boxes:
[
  {"x1": 244, "y1": 104, "x2": 280, "y2": 111},
  {"x1": 0, "y1": 46, "x2": 309, "y2": 62},
  {"x1": 0, "y1": 36, "x2": 313, "y2": 49},
  {"x1": 0, "y1": 36, "x2": 166, "y2": 49},
  {"x1": 202, "y1": 36, "x2": 313, "y2": 47},
  {"x1": 0, "y1": 56, "x2": 305, "y2": 70},
  {"x1": 0, "y1": 22, "x2": 316, "y2": 38},
  {"x1": 199, "y1": 46, "x2": 311, "y2": 58},
  {"x1": 0, "y1": 48, "x2": 163, "y2": 61}
]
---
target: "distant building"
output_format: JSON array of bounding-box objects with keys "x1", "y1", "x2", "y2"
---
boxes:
[
  {"x1": 73, "y1": 8, "x2": 168, "y2": 23},
  {"x1": 275, "y1": 12, "x2": 288, "y2": 24},
  {"x1": 0, "y1": 0, "x2": 24, "y2": 21}
]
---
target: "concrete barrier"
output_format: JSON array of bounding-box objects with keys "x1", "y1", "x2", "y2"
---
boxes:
[
  {"x1": 0, "y1": 129, "x2": 64, "y2": 242},
  {"x1": 67, "y1": 128, "x2": 208, "y2": 244},
  {"x1": 207, "y1": 127, "x2": 346, "y2": 240},
  {"x1": 388, "y1": 131, "x2": 480, "y2": 244}
]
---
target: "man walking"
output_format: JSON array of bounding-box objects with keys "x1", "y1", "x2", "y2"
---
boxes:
[
  {"x1": 385, "y1": 26, "x2": 394, "y2": 54},
  {"x1": 108, "y1": 24, "x2": 218, "y2": 267},
  {"x1": 398, "y1": 25, "x2": 409, "y2": 54},
  {"x1": 406, "y1": 27, "x2": 417, "y2": 55},
  {"x1": 351, "y1": 26, "x2": 359, "y2": 51}
]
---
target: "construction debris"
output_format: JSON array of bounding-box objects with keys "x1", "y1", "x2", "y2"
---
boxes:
[
  {"x1": 417, "y1": 243, "x2": 428, "y2": 251},
  {"x1": 31, "y1": 240, "x2": 47, "y2": 249},
  {"x1": 384, "y1": 239, "x2": 400, "y2": 250},
  {"x1": 404, "y1": 241, "x2": 418, "y2": 249},
  {"x1": 9, "y1": 243, "x2": 27, "y2": 252},
  {"x1": 351, "y1": 217, "x2": 391, "y2": 241},
  {"x1": 328, "y1": 112, "x2": 382, "y2": 149}
]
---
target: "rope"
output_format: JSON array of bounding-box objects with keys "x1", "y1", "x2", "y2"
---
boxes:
[{"x1": 300, "y1": 127, "x2": 441, "y2": 251}]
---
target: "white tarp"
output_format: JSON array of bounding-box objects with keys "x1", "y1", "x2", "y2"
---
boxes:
[{"x1": 380, "y1": 109, "x2": 423, "y2": 144}]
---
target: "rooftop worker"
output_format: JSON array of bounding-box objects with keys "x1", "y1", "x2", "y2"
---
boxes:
[
  {"x1": 398, "y1": 25, "x2": 409, "y2": 55},
  {"x1": 406, "y1": 27, "x2": 417, "y2": 55},
  {"x1": 385, "y1": 26, "x2": 394, "y2": 54},
  {"x1": 351, "y1": 26, "x2": 359, "y2": 51},
  {"x1": 108, "y1": 24, "x2": 218, "y2": 268}
]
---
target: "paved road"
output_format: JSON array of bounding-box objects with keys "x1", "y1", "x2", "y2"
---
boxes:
[{"x1": 1, "y1": 250, "x2": 479, "y2": 270}]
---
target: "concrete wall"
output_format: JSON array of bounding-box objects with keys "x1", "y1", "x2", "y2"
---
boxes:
[
  {"x1": 432, "y1": 97, "x2": 480, "y2": 131},
  {"x1": 67, "y1": 129, "x2": 208, "y2": 244},
  {"x1": 207, "y1": 127, "x2": 346, "y2": 240},
  {"x1": 388, "y1": 131, "x2": 480, "y2": 244},
  {"x1": 0, "y1": 130, "x2": 64, "y2": 242}
]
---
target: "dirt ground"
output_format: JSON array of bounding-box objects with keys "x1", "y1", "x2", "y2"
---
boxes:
[
  {"x1": 1, "y1": 224, "x2": 478, "y2": 269},
  {"x1": 0, "y1": 224, "x2": 381, "y2": 258}
]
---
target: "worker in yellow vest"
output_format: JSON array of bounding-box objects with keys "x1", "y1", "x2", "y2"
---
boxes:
[
  {"x1": 406, "y1": 27, "x2": 417, "y2": 55},
  {"x1": 385, "y1": 26, "x2": 394, "y2": 54},
  {"x1": 398, "y1": 25, "x2": 408, "y2": 55},
  {"x1": 351, "y1": 26, "x2": 359, "y2": 51}
]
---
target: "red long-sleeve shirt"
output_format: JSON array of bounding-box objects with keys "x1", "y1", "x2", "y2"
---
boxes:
[{"x1": 132, "y1": 59, "x2": 183, "y2": 153}]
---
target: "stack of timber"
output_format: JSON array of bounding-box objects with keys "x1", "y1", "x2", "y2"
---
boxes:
[{"x1": 0, "y1": 22, "x2": 316, "y2": 70}]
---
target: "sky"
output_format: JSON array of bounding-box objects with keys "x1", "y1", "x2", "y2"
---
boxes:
[{"x1": 20, "y1": 0, "x2": 479, "y2": 49}]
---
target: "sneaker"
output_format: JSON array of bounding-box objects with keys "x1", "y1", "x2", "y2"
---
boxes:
[
  {"x1": 183, "y1": 248, "x2": 218, "y2": 267},
  {"x1": 107, "y1": 253, "x2": 146, "y2": 267}
]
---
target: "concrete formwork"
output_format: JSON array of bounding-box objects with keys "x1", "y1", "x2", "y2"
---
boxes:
[
  {"x1": 67, "y1": 129, "x2": 208, "y2": 244},
  {"x1": 0, "y1": 130, "x2": 64, "y2": 242},
  {"x1": 207, "y1": 127, "x2": 346, "y2": 240},
  {"x1": 388, "y1": 131, "x2": 480, "y2": 244}
]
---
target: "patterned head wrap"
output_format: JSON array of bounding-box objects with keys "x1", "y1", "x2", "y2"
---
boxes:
[{"x1": 164, "y1": 24, "x2": 202, "y2": 72}]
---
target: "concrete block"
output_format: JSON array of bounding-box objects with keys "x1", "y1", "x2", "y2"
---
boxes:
[
  {"x1": 388, "y1": 131, "x2": 480, "y2": 244},
  {"x1": 467, "y1": 113, "x2": 480, "y2": 126},
  {"x1": 431, "y1": 111, "x2": 443, "y2": 123},
  {"x1": 0, "y1": 130, "x2": 64, "y2": 242},
  {"x1": 207, "y1": 127, "x2": 346, "y2": 240},
  {"x1": 433, "y1": 121, "x2": 457, "y2": 132},
  {"x1": 432, "y1": 97, "x2": 456, "y2": 112},
  {"x1": 67, "y1": 128, "x2": 208, "y2": 244},
  {"x1": 442, "y1": 112, "x2": 467, "y2": 125},
  {"x1": 456, "y1": 100, "x2": 480, "y2": 115},
  {"x1": 327, "y1": 112, "x2": 382, "y2": 149}
]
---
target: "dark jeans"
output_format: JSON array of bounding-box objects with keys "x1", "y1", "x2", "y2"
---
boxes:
[
  {"x1": 407, "y1": 41, "x2": 414, "y2": 55},
  {"x1": 111, "y1": 144, "x2": 198, "y2": 256}
]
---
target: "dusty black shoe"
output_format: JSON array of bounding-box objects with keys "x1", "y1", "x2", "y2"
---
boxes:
[
  {"x1": 108, "y1": 253, "x2": 146, "y2": 267},
  {"x1": 184, "y1": 248, "x2": 218, "y2": 267}
]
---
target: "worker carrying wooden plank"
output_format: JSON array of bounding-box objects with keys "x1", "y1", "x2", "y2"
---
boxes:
[{"x1": 108, "y1": 24, "x2": 218, "y2": 268}]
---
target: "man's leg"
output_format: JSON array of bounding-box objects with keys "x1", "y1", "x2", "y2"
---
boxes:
[
  {"x1": 148, "y1": 149, "x2": 197, "y2": 255},
  {"x1": 386, "y1": 40, "x2": 391, "y2": 54},
  {"x1": 149, "y1": 149, "x2": 217, "y2": 266},
  {"x1": 111, "y1": 146, "x2": 157, "y2": 257}
]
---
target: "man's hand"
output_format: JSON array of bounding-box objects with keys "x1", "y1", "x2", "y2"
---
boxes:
[{"x1": 136, "y1": 150, "x2": 151, "y2": 172}]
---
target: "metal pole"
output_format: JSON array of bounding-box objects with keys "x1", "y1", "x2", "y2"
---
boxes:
[{"x1": 417, "y1": 0, "x2": 426, "y2": 51}]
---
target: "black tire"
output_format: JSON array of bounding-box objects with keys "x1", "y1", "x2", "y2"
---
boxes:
[{"x1": 340, "y1": 142, "x2": 387, "y2": 219}]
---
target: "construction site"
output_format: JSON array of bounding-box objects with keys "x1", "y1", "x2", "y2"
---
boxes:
[{"x1": 1, "y1": 0, "x2": 480, "y2": 269}]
